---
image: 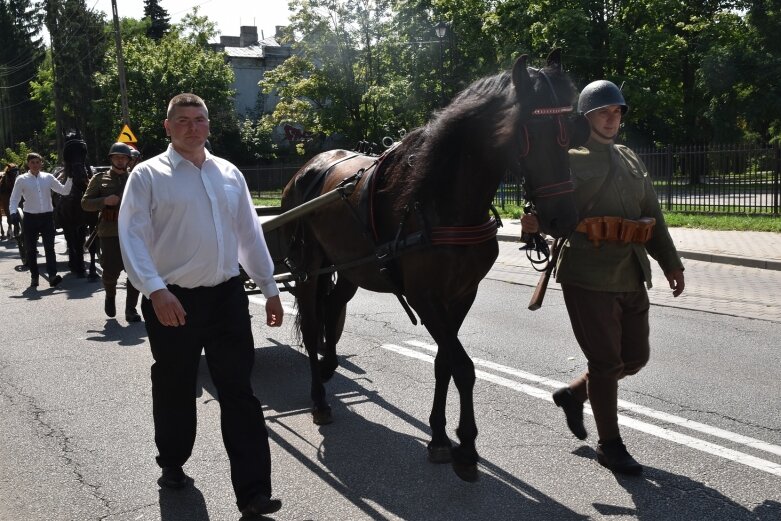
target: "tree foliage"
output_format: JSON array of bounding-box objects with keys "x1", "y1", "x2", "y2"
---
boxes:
[
  {"x1": 0, "y1": 0, "x2": 45, "y2": 151},
  {"x1": 93, "y1": 13, "x2": 235, "y2": 158},
  {"x1": 143, "y1": 0, "x2": 171, "y2": 41}
]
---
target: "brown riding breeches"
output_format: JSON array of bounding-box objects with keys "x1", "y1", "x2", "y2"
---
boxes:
[{"x1": 561, "y1": 283, "x2": 650, "y2": 441}]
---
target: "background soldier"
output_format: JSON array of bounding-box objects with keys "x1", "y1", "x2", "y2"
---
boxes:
[{"x1": 81, "y1": 143, "x2": 140, "y2": 321}]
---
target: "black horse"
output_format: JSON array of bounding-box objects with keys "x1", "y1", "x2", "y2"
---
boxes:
[
  {"x1": 279, "y1": 50, "x2": 589, "y2": 481},
  {"x1": 54, "y1": 130, "x2": 99, "y2": 280}
]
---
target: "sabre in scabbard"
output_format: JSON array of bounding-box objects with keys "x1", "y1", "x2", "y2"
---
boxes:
[{"x1": 528, "y1": 236, "x2": 562, "y2": 311}]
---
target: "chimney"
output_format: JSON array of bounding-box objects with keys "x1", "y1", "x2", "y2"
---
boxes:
[{"x1": 240, "y1": 26, "x2": 258, "y2": 47}]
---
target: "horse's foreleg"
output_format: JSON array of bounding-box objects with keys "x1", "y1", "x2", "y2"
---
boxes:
[
  {"x1": 428, "y1": 349, "x2": 453, "y2": 463},
  {"x1": 412, "y1": 291, "x2": 479, "y2": 482},
  {"x1": 319, "y1": 275, "x2": 357, "y2": 382}
]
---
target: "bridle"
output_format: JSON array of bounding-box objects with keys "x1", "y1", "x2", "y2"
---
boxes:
[{"x1": 518, "y1": 68, "x2": 580, "y2": 203}]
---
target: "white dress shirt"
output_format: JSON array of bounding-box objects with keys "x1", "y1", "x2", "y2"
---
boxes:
[
  {"x1": 119, "y1": 145, "x2": 279, "y2": 299},
  {"x1": 9, "y1": 171, "x2": 72, "y2": 214}
]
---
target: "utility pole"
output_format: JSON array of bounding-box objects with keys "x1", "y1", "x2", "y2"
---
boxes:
[{"x1": 111, "y1": 0, "x2": 130, "y2": 125}]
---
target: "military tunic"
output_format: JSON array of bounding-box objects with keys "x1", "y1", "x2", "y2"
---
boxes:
[
  {"x1": 81, "y1": 169, "x2": 129, "y2": 237},
  {"x1": 556, "y1": 141, "x2": 683, "y2": 289}
]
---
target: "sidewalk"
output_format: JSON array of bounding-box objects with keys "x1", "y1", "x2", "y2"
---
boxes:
[{"x1": 497, "y1": 220, "x2": 781, "y2": 271}]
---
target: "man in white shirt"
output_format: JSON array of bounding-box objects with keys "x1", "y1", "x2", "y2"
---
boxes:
[
  {"x1": 9, "y1": 152, "x2": 72, "y2": 287},
  {"x1": 119, "y1": 93, "x2": 284, "y2": 517}
]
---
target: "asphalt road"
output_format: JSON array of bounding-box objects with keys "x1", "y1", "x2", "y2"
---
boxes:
[{"x1": 0, "y1": 237, "x2": 779, "y2": 521}]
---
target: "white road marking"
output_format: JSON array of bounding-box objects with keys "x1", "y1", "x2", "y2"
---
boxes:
[
  {"x1": 403, "y1": 340, "x2": 781, "y2": 458},
  {"x1": 382, "y1": 341, "x2": 781, "y2": 477}
]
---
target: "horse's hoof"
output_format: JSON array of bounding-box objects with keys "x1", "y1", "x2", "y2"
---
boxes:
[
  {"x1": 427, "y1": 443, "x2": 453, "y2": 464},
  {"x1": 312, "y1": 407, "x2": 332, "y2": 425},
  {"x1": 452, "y1": 461, "x2": 479, "y2": 482}
]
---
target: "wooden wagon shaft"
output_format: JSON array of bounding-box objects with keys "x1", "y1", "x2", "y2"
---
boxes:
[{"x1": 260, "y1": 180, "x2": 357, "y2": 233}]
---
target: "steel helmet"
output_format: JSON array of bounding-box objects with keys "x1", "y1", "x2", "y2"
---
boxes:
[
  {"x1": 108, "y1": 142, "x2": 134, "y2": 158},
  {"x1": 577, "y1": 80, "x2": 628, "y2": 115}
]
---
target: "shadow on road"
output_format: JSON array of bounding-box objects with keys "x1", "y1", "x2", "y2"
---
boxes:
[
  {"x1": 239, "y1": 340, "x2": 588, "y2": 521},
  {"x1": 159, "y1": 484, "x2": 210, "y2": 521},
  {"x1": 573, "y1": 446, "x2": 781, "y2": 520}
]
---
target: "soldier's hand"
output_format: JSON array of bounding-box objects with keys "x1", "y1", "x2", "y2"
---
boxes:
[
  {"x1": 520, "y1": 213, "x2": 539, "y2": 234},
  {"x1": 150, "y1": 288, "x2": 187, "y2": 326},
  {"x1": 104, "y1": 195, "x2": 120, "y2": 206},
  {"x1": 7, "y1": 213, "x2": 18, "y2": 226},
  {"x1": 666, "y1": 268, "x2": 685, "y2": 297}
]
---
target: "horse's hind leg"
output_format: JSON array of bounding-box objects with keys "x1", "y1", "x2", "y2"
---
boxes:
[
  {"x1": 295, "y1": 264, "x2": 334, "y2": 425},
  {"x1": 319, "y1": 275, "x2": 357, "y2": 382}
]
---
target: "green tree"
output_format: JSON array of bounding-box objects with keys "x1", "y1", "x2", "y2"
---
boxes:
[
  {"x1": 0, "y1": 0, "x2": 45, "y2": 151},
  {"x1": 93, "y1": 13, "x2": 235, "y2": 158},
  {"x1": 39, "y1": 0, "x2": 109, "y2": 159},
  {"x1": 143, "y1": 0, "x2": 170, "y2": 41}
]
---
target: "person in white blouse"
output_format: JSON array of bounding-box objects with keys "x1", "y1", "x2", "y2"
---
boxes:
[
  {"x1": 9, "y1": 152, "x2": 72, "y2": 288},
  {"x1": 118, "y1": 93, "x2": 283, "y2": 517}
]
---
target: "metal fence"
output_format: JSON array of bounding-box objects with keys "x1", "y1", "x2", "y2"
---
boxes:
[
  {"x1": 239, "y1": 164, "x2": 304, "y2": 198},
  {"x1": 243, "y1": 144, "x2": 781, "y2": 216},
  {"x1": 495, "y1": 143, "x2": 781, "y2": 216}
]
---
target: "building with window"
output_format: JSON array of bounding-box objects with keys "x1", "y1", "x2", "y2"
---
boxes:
[{"x1": 212, "y1": 26, "x2": 292, "y2": 116}]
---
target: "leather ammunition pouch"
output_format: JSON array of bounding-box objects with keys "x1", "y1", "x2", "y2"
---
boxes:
[
  {"x1": 575, "y1": 216, "x2": 655, "y2": 247},
  {"x1": 101, "y1": 206, "x2": 119, "y2": 222}
]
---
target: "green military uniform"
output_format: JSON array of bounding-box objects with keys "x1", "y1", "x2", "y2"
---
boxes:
[
  {"x1": 81, "y1": 168, "x2": 140, "y2": 320},
  {"x1": 555, "y1": 139, "x2": 683, "y2": 443},
  {"x1": 556, "y1": 141, "x2": 683, "y2": 290}
]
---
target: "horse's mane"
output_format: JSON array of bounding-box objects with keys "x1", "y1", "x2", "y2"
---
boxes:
[{"x1": 387, "y1": 61, "x2": 575, "y2": 210}]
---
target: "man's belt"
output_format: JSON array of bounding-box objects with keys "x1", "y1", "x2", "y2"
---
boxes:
[
  {"x1": 575, "y1": 216, "x2": 656, "y2": 247},
  {"x1": 101, "y1": 206, "x2": 119, "y2": 222}
]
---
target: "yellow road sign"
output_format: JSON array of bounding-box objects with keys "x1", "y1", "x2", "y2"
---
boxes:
[{"x1": 116, "y1": 124, "x2": 138, "y2": 143}]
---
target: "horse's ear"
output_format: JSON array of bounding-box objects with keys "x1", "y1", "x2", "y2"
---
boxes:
[
  {"x1": 512, "y1": 54, "x2": 531, "y2": 96},
  {"x1": 546, "y1": 48, "x2": 562, "y2": 69}
]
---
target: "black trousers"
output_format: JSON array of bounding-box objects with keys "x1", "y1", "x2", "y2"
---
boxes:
[
  {"x1": 22, "y1": 211, "x2": 57, "y2": 278},
  {"x1": 141, "y1": 277, "x2": 271, "y2": 510}
]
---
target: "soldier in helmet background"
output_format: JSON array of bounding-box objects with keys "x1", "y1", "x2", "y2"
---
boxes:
[
  {"x1": 522, "y1": 80, "x2": 685, "y2": 475},
  {"x1": 81, "y1": 142, "x2": 141, "y2": 322}
]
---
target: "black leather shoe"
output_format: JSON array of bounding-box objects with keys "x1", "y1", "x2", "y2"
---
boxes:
[
  {"x1": 596, "y1": 437, "x2": 643, "y2": 475},
  {"x1": 552, "y1": 387, "x2": 587, "y2": 440},
  {"x1": 104, "y1": 296, "x2": 116, "y2": 318},
  {"x1": 157, "y1": 466, "x2": 191, "y2": 489},
  {"x1": 125, "y1": 309, "x2": 141, "y2": 323},
  {"x1": 241, "y1": 494, "x2": 282, "y2": 518},
  {"x1": 49, "y1": 275, "x2": 63, "y2": 288},
  {"x1": 30, "y1": 275, "x2": 39, "y2": 287}
]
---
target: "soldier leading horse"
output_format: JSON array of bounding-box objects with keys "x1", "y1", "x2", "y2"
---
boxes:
[
  {"x1": 280, "y1": 50, "x2": 589, "y2": 481},
  {"x1": 55, "y1": 130, "x2": 99, "y2": 280}
]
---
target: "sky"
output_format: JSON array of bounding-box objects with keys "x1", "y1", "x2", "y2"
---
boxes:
[{"x1": 90, "y1": 0, "x2": 292, "y2": 42}]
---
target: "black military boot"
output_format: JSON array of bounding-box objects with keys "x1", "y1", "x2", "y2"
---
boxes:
[
  {"x1": 552, "y1": 387, "x2": 587, "y2": 440},
  {"x1": 596, "y1": 437, "x2": 643, "y2": 475},
  {"x1": 125, "y1": 283, "x2": 141, "y2": 322},
  {"x1": 104, "y1": 292, "x2": 116, "y2": 318}
]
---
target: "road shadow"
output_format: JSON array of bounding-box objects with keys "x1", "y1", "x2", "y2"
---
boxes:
[
  {"x1": 241, "y1": 340, "x2": 587, "y2": 521},
  {"x1": 84, "y1": 317, "x2": 147, "y2": 346},
  {"x1": 159, "y1": 483, "x2": 211, "y2": 521},
  {"x1": 573, "y1": 446, "x2": 781, "y2": 520}
]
